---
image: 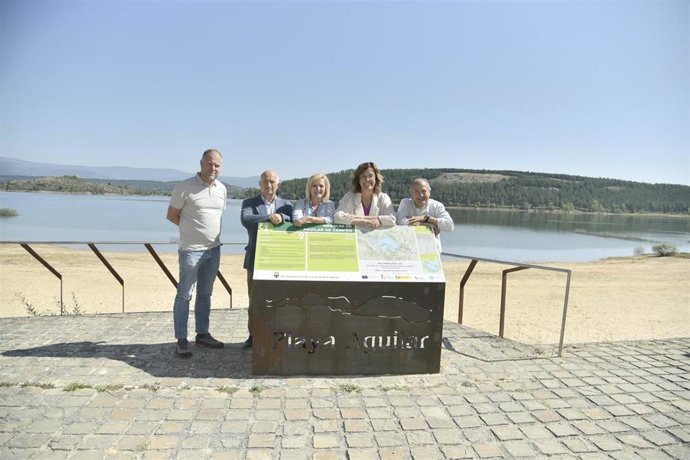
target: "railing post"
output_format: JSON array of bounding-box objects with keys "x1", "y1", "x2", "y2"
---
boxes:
[
  {"x1": 144, "y1": 243, "x2": 177, "y2": 287},
  {"x1": 499, "y1": 266, "x2": 529, "y2": 337},
  {"x1": 87, "y1": 243, "x2": 125, "y2": 313},
  {"x1": 216, "y1": 272, "x2": 233, "y2": 308},
  {"x1": 458, "y1": 259, "x2": 478, "y2": 324},
  {"x1": 558, "y1": 270, "x2": 572, "y2": 357},
  {"x1": 19, "y1": 243, "x2": 64, "y2": 314}
]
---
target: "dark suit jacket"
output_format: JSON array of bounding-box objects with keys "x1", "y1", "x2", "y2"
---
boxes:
[{"x1": 240, "y1": 195, "x2": 294, "y2": 270}]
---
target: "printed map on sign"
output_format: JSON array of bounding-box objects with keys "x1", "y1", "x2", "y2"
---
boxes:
[
  {"x1": 357, "y1": 226, "x2": 418, "y2": 261},
  {"x1": 253, "y1": 223, "x2": 444, "y2": 283}
]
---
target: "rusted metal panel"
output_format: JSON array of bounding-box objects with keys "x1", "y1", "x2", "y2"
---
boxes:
[{"x1": 252, "y1": 280, "x2": 445, "y2": 375}]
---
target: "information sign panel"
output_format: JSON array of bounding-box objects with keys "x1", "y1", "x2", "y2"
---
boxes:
[
  {"x1": 253, "y1": 223, "x2": 445, "y2": 283},
  {"x1": 251, "y1": 223, "x2": 445, "y2": 375}
]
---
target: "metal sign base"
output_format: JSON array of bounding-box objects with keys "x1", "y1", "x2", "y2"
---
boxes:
[{"x1": 251, "y1": 280, "x2": 445, "y2": 375}]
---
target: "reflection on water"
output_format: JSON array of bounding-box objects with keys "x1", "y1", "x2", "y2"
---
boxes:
[
  {"x1": 450, "y1": 208, "x2": 689, "y2": 235},
  {"x1": 444, "y1": 208, "x2": 690, "y2": 262},
  {"x1": 1, "y1": 192, "x2": 688, "y2": 263}
]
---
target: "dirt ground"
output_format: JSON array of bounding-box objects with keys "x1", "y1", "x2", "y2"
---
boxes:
[{"x1": 1, "y1": 245, "x2": 688, "y2": 345}]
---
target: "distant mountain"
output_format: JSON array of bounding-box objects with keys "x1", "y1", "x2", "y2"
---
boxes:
[
  {"x1": 0, "y1": 156, "x2": 258, "y2": 187},
  {"x1": 0, "y1": 156, "x2": 190, "y2": 181}
]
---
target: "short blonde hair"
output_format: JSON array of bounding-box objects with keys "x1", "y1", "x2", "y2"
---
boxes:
[{"x1": 306, "y1": 173, "x2": 331, "y2": 202}]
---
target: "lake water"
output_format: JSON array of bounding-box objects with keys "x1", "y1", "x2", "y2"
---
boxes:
[{"x1": 1, "y1": 191, "x2": 689, "y2": 263}]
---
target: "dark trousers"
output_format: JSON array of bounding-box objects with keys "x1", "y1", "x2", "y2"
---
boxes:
[{"x1": 246, "y1": 269, "x2": 254, "y2": 333}]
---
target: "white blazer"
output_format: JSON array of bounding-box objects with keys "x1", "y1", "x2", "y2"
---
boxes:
[{"x1": 334, "y1": 192, "x2": 396, "y2": 226}]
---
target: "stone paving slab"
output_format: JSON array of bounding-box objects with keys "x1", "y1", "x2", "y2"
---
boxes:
[{"x1": 0, "y1": 310, "x2": 688, "y2": 459}]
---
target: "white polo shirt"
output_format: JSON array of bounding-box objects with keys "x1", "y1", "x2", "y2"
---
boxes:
[{"x1": 169, "y1": 174, "x2": 227, "y2": 251}]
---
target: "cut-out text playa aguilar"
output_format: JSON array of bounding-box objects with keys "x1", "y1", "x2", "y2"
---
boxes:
[{"x1": 272, "y1": 331, "x2": 430, "y2": 354}]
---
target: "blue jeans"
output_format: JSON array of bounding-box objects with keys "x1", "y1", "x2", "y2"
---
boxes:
[{"x1": 173, "y1": 246, "x2": 220, "y2": 339}]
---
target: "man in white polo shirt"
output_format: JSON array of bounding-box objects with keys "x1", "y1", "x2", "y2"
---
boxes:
[{"x1": 167, "y1": 149, "x2": 227, "y2": 358}]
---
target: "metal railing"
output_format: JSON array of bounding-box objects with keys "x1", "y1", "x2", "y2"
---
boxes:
[
  {"x1": 442, "y1": 252, "x2": 572, "y2": 357},
  {"x1": 1, "y1": 241, "x2": 240, "y2": 312},
  {"x1": 2, "y1": 242, "x2": 571, "y2": 356}
]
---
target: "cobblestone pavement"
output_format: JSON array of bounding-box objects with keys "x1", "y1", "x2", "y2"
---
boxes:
[{"x1": 0, "y1": 310, "x2": 688, "y2": 459}]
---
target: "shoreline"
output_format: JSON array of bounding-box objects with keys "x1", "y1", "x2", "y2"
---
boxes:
[
  {"x1": 1, "y1": 245, "x2": 688, "y2": 346},
  {"x1": 3, "y1": 190, "x2": 690, "y2": 218},
  {"x1": 445, "y1": 204, "x2": 690, "y2": 218}
]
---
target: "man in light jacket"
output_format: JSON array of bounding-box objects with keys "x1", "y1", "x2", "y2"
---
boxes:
[{"x1": 397, "y1": 178, "x2": 454, "y2": 251}]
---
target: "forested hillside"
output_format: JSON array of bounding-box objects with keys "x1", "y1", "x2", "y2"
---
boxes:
[
  {"x1": 3, "y1": 169, "x2": 688, "y2": 214},
  {"x1": 264, "y1": 169, "x2": 690, "y2": 214},
  {"x1": 0, "y1": 175, "x2": 158, "y2": 195},
  {"x1": 0, "y1": 176, "x2": 246, "y2": 198}
]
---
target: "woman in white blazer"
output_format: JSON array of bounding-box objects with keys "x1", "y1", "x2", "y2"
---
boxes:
[{"x1": 334, "y1": 161, "x2": 396, "y2": 228}]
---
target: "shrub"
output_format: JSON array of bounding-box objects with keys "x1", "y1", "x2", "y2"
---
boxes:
[
  {"x1": 95, "y1": 384, "x2": 123, "y2": 393},
  {"x1": 0, "y1": 208, "x2": 18, "y2": 217},
  {"x1": 249, "y1": 385, "x2": 264, "y2": 395},
  {"x1": 217, "y1": 386, "x2": 239, "y2": 394},
  {"x1": 64, "y1": 382, "x2": 93, "y2": 392},
  {"x1": 652, "y1": 244, "x2": 677, "y2": 257},
  {"x1": 337, "y1": 383, "x2": 361, "y2": 393}
]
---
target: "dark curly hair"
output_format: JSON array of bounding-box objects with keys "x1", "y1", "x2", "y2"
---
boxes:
[{"x1": 351, "y1": 162, "x2": 384, "y2": 194}]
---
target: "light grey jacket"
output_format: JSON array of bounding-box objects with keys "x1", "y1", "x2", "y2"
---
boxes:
[{"x1": 333, "y1": 192, "x2": 396, "y2": 226}]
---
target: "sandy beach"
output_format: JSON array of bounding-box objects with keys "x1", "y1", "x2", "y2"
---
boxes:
[{"x1": 1, "y1": 244, "x2": 688, "y2": 345}]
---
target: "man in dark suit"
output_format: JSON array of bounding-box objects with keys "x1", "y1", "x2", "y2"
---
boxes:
[{"x1": 240, "y1": 169, "x2": 293, "y2": 350}]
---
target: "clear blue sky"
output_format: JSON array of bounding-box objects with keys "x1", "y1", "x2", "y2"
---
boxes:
[{"x1": 1, "y1": 0, "x2": 688, "y2": 185}]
